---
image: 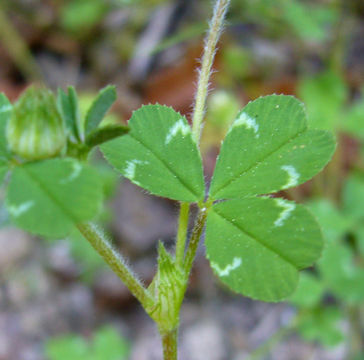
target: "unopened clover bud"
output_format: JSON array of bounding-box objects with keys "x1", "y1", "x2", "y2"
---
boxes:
[{"x1": 6, "y1": 86, "x2": 66, "y2": 160}]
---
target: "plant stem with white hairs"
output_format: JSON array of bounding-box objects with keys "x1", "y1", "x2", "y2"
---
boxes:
[{"x1": 192, "y1": 0, "x2": 231, "y2": 143}]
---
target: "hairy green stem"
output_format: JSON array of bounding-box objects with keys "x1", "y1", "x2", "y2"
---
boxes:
[
  {"x1": 161, "y1": 329, "x2": 178, "y2": 360},
  {"x1": 192, "y1": 0, "x2": 230, "y2": 142},
  {"x1": 184, "y1": 207, "x2": 209, "y2": 275},
  {"x1": 162, "y1": 5, "x2": 230, "y2": 357},
  {"x1": 175, "y1": 202, "x2": 190, "y2": 268},
  {"x1": 77, "y1": 222, "x2": 153, "y2": 308},
  {"x1": 184, "y1": 0, "x2": 230, "y2": 277},
  {"x1": 0, "y1": 4, "x2": 43, "y2": 82}
]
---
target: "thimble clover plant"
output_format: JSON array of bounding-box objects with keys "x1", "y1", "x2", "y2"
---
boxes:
[{"x1": 0, "y1": 0, "x2": 335, "y2": 359}]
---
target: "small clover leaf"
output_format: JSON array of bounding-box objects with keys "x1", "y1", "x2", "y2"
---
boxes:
[
  {"x1": 205, "y1": 197, "x2": 323, "y2": 301},
  {"x1": 6, "y1": 158, "x2": 103, "y2": 238},
  {"x1": 209, "y1": 95, "x2": 336, "y2": 200},
  {"x1": 101, "y1": 104, "x2": 205, "y2": 202}
]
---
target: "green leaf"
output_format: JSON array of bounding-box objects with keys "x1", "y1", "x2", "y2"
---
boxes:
[
  {"x1": 45, "y1": 326, "x2": 129, "y2": 360},
  {"x1": 85, "y1": 86, "x2": 117, "y2": 136},
  {"x1": 209, "y1": 95, "x2": 336, "y2": 200},
  {"x1": 281, "y1": 1, "x2": 336, "y2": 41},
  {"x1": 354, "y1": 225, "x2": 364, "y2": 257},
  {"x1": 91, "y1": 326, "x2": 129, "y2": 360},
  {"x1": 6, "y1": 158, "x2": 102, "y2": 238},
  {"x1": 307, "y1": 199, "x2": 350, "y2": 243},
  {"x1": 0, "y1": 165, "x2": 8, "y2": 189},
  {"x1": 297, "y1": 306, "x2": 344, "y2": 347},
  {"x1": 342, "y1": 94, "x2": 364, "y2": 139},
  {"x1": 60, "y1": 0, "x2": 108, "y2": 34},
  {"x1": 58, "y1": 87, "x2": 81, "y2": 142},
  {"x1": 289, "y1": 272, "x2": 324, "y2": 308},
  {"x1": 298, "y1": 70, "x2": 347, "y2": 130},
  {"x1": 101, "y1": 104, "x2": 205, "y2": 202},
  {"x1": 85, "y1": 124, "x2": 129, "y2": 148},
  {"x1": 46, "y1": 335, "x2": 89, "y2": 360},
  {"x1": 318, "y1": 242, "x2": 364, "y2": 304},
  {"x1": 342, "y1": 173, "x2": 364, "y2": 221},
  {"x1": 205, "y1": 196, "x2": 323, "y2": 301}
]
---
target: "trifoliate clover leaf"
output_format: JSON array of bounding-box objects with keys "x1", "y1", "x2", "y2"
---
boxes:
[
  {"x1": 206, "y1": 95, "x2": 334, "y2": 301},
  {"x1": 101, "y1": 104, "x2": 205, "y2": 202}
]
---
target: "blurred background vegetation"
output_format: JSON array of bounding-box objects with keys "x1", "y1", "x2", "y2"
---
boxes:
[{"x1": 0, "y1": 0, "x2": 364, "y2": 359}]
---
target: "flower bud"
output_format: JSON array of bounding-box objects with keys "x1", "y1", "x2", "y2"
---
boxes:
[{"x1": 6, "y1": 86, "x2": 66, "y2": 160}]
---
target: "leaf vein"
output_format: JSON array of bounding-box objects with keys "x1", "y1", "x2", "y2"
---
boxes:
[
  {"x1": 213, "y1": 209, "x2": 298, "y2": 270},
  {"x1": 212, "y1": 128, "x2": 307, "y2": 197},
  {"x1": 129, "y1": 133, "x2": 201, "y2": 200},
  {"x1": 21, "y1": 165, "x2": 77, "y2": 224}
]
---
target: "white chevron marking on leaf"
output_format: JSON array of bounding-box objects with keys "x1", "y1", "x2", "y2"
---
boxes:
[
  {"x1": 211, "y1": 257, "x2": 242, "y2": 277},
  {"x1": 232, "y1": 112, "x2": 259, "y2": 138},
  {"x1": 281, "y1": 165, "x2": 300, "y2": 188},
  {"x1": 165, "y1": 119, "x2": 191, "y2": 144},
  {"x1": 274, "y1": 198, "x2": 296, "y2": 227},
  {"x1": 8, "y1": 201, "x2": 34, "y2": 217}
]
